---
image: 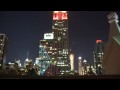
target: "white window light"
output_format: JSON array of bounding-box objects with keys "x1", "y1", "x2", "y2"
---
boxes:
[
  {"x1": 61, "y1": 73, "x2": 64, "y2": 74},
  {"x1": 55, "y1": 23, "x2": 58, "y2": 25},
  {"x1": 98, "y1": 64, "x2": 101, "y2": 67}
]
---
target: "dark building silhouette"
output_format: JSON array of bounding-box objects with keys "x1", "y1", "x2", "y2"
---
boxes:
[
  {"x1": 93, "y1": 40, "x2": 105, "y2": 75},
  {"x1": 103, "y1": 12, "x2": 120, "y2": 74},
  {"x1": 0, "y1": 34, "x2": 8, "y2": 69},
  {"x1": 44, "y1": 64, "x2": 60, "y2": 76}
]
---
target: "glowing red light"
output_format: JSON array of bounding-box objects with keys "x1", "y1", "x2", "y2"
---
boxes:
[
  {"x1": 96, "y1": 40, "x2": 103, "y2": 43},
  {"x1": 53, "y1": 11, "x2": 67, "y2": 20}
]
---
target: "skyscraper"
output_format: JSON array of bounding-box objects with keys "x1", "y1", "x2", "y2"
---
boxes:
[
  {"x1": 0, "y1": 34, "x2": 8, "y2": 69},
  {"x1": 93, "y1": 40, "x2": 105, "y2": 75},
  {"x1": 35, "y1": 11, "x2": 70, "y2": 76},
  {"x1": 52, "y1": 11, "x2": 70, "y2": 75}
]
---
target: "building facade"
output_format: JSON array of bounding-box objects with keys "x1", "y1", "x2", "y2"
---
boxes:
[
  {"x1": 0, "y1": 34, "x2": 8, "y2": 69},
  {"x1": 69, "y1": 49, "x2": 74, "y2": 71},
  {"x1": 93, "y1": 40, "x2": 105, "y2": 75},
  {"x1": 52, "y1": 11, "x2": 70, "y2": 75},
  {"x1": 34, "y1": 11, "x2": 70, "y2": 76},
  {"x1": 103, "y1": 12, "x2": 120, "y2": 74},
  {"x1": 78, "y1": 57, "x2": 82, "y2": 75}
]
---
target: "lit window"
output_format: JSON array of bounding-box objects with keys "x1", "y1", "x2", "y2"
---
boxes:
[
  {"x1": 55, "y1": 23, "x2": 58, "y2": 25},
  {"x1": 63, "y1": 33, "x2": 65, "y2": 35},
  {"x1": 50, "y1": 47, "x2": 52, "y2": 50},
  {"x1": 58, "y1": 37, "x2": 61, "y2": 41},
  {"x1": 98, "y1": 64, "x2": 101, "y2": 67}
]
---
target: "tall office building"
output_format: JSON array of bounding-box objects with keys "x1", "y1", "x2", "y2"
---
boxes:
[
  {"x1": 93, "y1": 40, "x2": 105, "y2": 75},
  {"x1": 0, "y1": 34, "x2": 8, "y2": 69},
  {"x1": 35, "y1": 11, "x2": 70, "y2": 75},
  {"x1": 52, "y1": 11, "x2": 70, "y2": 75}
]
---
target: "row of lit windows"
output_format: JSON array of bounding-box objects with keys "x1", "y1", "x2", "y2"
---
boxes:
[
  {"x1": 36, "y1": 56, "x2": 49, "y2": 59},
  {"x1": 57, "y1": 62, "x2": 64, "y2": 64},
  {"x1": 60, "y1": 70, "x2": 69, "y2": 73},
  {"x1": 48, "y1": 51, "x2": 52, "y2": 53},
  {"x1": 57, "y1": 64, "x2": 68, "y2": 66},
  {"x1": 49, "y1": 47, "x2": 57, "y2": 51},
  {"x1": 39, "y1": 52, "x2": 47, "y2": 54},
  {"x1": 34, "y1": 60, "x2": 51, "y2": 66}
]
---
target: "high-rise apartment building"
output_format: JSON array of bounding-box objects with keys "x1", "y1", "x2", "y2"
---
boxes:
[
  {"x1": 0, "y1": 34, "x2": 8, "y2": 69},
  {"x1": 93, "y1": 40, "x2": 105, "y2": 75}
]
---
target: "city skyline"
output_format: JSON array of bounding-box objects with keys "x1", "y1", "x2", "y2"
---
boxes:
[{"x1": 0, "y1": 11, "x2": 120, "y2": 70}]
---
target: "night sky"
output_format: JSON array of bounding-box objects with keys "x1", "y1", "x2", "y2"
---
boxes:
[{"x1": 0, "y1": 11, "x2": 120, "y2": 70}]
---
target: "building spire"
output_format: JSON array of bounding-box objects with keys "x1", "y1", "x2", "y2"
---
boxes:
[
  {"x1": 27, "y1": 51, "x2": 29, "y2": 59},
  {"x1": 107, "y1": 11, "x2": 119, "y2": 23}
]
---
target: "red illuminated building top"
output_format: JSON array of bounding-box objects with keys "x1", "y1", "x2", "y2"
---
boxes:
[
  {"x1": 96, "y1": 40, "x2": 103, "y2": 43},
  {"x1": 53, "y1": 11, "x2": 68, "y2": 20}
]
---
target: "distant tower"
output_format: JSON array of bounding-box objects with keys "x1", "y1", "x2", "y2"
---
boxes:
[
  {"x1": 93, "y1": 40, "x2": 105, "y2": 75},
  {"x1": 52, "y1": 11, "x2": 70, "y2": 75},
  {"x1": 78, "y1": 56, "x2": 82, "y2": 75},
  {"x1": 82, "y1": 59, "x2": 88, "y2": 75},
  {"x1": 69, "y1": 49, "x2": 74, "y2": 71},
  {"x1": 0, "y1": 34, "x2": 8, "y2": 69},
  {"x1": 24, "y1": 52, "x2": 33, "y2": 69}
]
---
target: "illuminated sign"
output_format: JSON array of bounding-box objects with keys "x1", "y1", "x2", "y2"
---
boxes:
[
  {"x1": 44, "y1": 33, "x2": 54, "y2": 39},
  {"x1": 96, "y1": 40, "x2": 102, "y2": 43},
  {"x1": 53, "y1": 11, "x2": 68, "y2": 20}
]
